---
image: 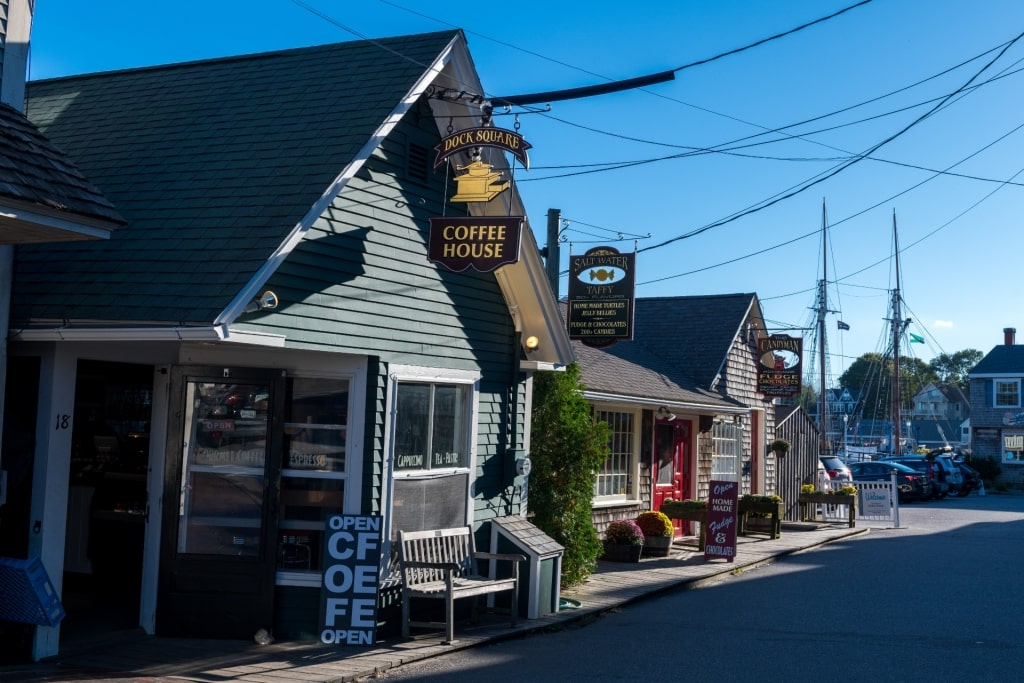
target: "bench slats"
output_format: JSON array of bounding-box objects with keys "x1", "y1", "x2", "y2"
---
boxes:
[{"x1": 398, "y1": 525, "x2": 525, "y2": 644}]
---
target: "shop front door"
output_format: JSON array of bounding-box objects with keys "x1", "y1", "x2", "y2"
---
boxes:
[
  {"x1": 653, "y1": 419, "x2": 691, "y2": 535},
  {"x1": 158, "y1": 367, "x2": 284, "y2": 638}
]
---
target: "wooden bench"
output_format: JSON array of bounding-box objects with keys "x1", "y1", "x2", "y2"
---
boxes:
[{"x1": 398, "y1": 526, "x2": 526, "y2": 644}]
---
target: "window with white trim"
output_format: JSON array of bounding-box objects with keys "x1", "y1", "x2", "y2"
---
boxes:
[
  {"x1": 389, "y1": 366, "x2": 479, "y2": 535},
  {"x1": 394, "y1": 382, "x2": 469, "y2": 471},
  {"x1": 995, "y1": 380, "x2": 1020, "y2": 408},
  {"x1": 594, "y1": 409, "x2": 635, "y2": 499},
  {"x1": 711, "y1": 420, "x2": 741, "y2": 481}
]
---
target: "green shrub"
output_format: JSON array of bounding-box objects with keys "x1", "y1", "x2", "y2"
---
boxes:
[{"x1": 528, "y1": 363, "x2": 611, "y2": 587}]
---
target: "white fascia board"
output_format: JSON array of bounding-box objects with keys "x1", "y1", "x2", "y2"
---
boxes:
[
  {"x1": 213, "y1": 35, "x2": 461, "y2": 329},
  {"x1": 10, "y1": 325, "x2": 286, "y2": 346},
  {"x1": 0, "y1": 201, "x2": 119, "y2": 241},
  {"x1": 582, "y1": 391, "x2": 747, "y2": 415}
]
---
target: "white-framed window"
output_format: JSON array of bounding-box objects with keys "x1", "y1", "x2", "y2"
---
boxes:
[
  {"x1": 1003, "y1": 432, "x2": 1024, "y2": 463},
  {"x1": 394, "y1": 382, "x2": 470, "y2": 471},
  {"x1": 711, "y1": 419, "x2": 742, "y2": 481},
  {"x1": 594, "y1": 409, "x2": 636, "y2": 500},
  {"x1": 995, "y1": 380, "x2": 1021, "y2": 407},
  {"x1": 387, "y1": 365, "x2": 480, "y2": 534}
]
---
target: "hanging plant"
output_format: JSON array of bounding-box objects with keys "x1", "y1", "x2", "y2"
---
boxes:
[{"x1": 770, "y1": 437, "x2": 791, "y2": 457}]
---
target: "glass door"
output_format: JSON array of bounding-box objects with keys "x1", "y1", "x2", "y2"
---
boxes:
[
  {"x1": 177, "y1": 381, "x2": 271, "y2": 556},
  {"x1": 159, "y1": 368, "x2": 284, "y2": 638}
]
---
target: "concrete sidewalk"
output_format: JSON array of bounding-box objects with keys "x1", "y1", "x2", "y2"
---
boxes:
[{"x1": 1, "y1": 523, "x2": 867, "y2": 683}]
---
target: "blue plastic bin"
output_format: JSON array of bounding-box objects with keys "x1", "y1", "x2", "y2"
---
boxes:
[{"x1": 0, "y1": 556, "x2": 66, "y2": 627}]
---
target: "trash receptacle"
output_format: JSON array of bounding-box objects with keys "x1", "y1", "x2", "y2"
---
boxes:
[{"x1": 488, "y1": 517, "x2": 564, "y2": 619}]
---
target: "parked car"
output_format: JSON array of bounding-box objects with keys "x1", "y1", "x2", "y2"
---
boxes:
[
  {"x1": 955, "y1": 461, "x2": 982, "y2": 497},
  {"x1": 880, "y1": 456, "x2": 949, "y2": 499},
  {"x1": 847, "y1": 460, "x2": 933, "y2": 501},
  {"x1": 819, "y1": 455, "x2": 852, "y2": 483},
  {"x1": 930, "y1": 453, "x2": 964, "y2": 496}
]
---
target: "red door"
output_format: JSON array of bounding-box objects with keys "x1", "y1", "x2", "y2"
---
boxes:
[{"x1": 652, "y1": 419, "x2": 691, "y2": 535}]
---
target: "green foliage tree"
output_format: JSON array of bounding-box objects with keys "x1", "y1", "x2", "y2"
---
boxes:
[
  {"x1": 929, "y1": 349, "x2": 984, "y2": 390},
  {"x1": 838, "y1": 352, "x2": 938, "y2": 420},
  {"x1": 528, "y1": 362, "x2": 610, "y2": 587}
]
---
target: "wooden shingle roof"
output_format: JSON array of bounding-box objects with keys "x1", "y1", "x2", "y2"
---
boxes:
[
  {"x1": 13, "y1": 31, "x2": 460, "y2": 326},
  {"x1": 0, "y1": 101, "x2": 124, "y2": 242},
  {"x1": 970, "y1": 344, "x2": 1024, "y2": 376},
  {"x1": 632, "y1": 293, "x2": 762, "y2": 389}
]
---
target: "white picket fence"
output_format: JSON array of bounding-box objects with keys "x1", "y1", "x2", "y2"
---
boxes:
[{"x1": 812, "y1": 477, "x2": 900, "y2": 528}]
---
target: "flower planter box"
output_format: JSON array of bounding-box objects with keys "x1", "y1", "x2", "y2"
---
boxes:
[
  {"x1": 798, "y1": 493, "x2": 856, "y2": 527},
  {"x1": 642, "y1": 535, "x2": 674, "y2": 558},
  {"x1": 601, "y1": 542, "x2": 643, "y2": 563},
  {"x1": 737, "y1": 500, "x2": 784, "y2": 539},
  {"x1": 660, "y1": 506, "x2": 708, "y2": 551}
]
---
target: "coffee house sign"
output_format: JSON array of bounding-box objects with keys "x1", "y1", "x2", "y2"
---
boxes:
[{"x1": 428, "y1": 126, "x2": 529, "y2": 273}]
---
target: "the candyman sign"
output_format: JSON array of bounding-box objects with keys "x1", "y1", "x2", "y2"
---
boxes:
[
  {"x1": 428, "y1": 216, "x2": 523, "y2": 272},
  {"x1": 319, "y1": 515, "x2": 382, "y2": 646},
  {"x1": 434, "y1": 127, "x2": 531, "y2": 170},
  {"x1": 757, "y1": 334, "x2": 803, "y2": 397}
]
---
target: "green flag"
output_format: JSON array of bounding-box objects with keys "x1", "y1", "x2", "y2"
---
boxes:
[{"x1": 909, "y1": 333, "x2": 925, "y2": 344}]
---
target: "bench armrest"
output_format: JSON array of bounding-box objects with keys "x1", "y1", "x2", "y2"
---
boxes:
[{"x1": 474, "y1": 552, "x2": 527, "y2": 564}]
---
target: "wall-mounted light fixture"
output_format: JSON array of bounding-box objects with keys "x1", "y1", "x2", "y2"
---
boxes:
[
  {"x1": 524, "y1": 335, "x2": 540, "y2": 352},
  {"x1": 657, "y1": 406, "x2": 676, "y2": 421},
  {"x1": 244, "y1": 290, "x2": 279, "y2": 314}
]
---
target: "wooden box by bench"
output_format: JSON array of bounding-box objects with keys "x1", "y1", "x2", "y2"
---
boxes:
[{"x1": 398, "y1": 526, "x2": 526, "y2": 644}]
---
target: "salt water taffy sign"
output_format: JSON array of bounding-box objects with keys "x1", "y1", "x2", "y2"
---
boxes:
[
  {"x1": 566, "y1": 246, "x2": 636, "y2": 347},
  {"x1": 319, "y1": 514, "x2": 382, "y2": 646}
]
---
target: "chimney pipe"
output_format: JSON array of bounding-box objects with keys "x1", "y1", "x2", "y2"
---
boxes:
[{"x1": 1005, "y1": 327, "x2": 1016, "y2": 346}]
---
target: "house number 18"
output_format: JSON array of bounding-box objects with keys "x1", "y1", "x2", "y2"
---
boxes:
[{"x1": 55, "y1": 414, "x2": 71, "y2": 430}]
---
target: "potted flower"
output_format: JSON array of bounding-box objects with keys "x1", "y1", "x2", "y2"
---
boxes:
[
  {"x1": 635, "y1": 510, "x2": 674, "y2": 557},
  {"x1": 601, "y1": 519, "x2": 645, "y2": 562},
  {"x1": 770, "y1": 437, "x2": 791, "y2": 458}
]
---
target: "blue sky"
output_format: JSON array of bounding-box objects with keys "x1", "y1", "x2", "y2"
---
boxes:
[{"x1": 27, "y1": 1, "x2": 1024, "y2": 380}]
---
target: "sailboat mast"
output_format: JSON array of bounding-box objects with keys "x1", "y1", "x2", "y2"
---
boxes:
[
  {"x1": 818, "y1": 201, "x2": 829, "y2": 455},
  {"x1": 891, "y1": 212, "x2": 902, "y2": 455}
]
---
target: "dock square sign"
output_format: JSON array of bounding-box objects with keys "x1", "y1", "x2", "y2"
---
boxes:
[{"x1": 567, "y1": 246, "x2": 635, "y2": 348}]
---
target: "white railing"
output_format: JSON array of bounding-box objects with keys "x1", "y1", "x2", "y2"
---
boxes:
[{"x1": 854, "y1": 478, "x2": 900, "y2": 528}]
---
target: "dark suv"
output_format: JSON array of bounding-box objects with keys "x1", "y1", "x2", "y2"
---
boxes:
[
  {"x1": 880, "y1": 456, "x2": 960, "y2": 499},
  {"x1": 847, "y1": 460, "x2": 933, "y2": 501}
]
